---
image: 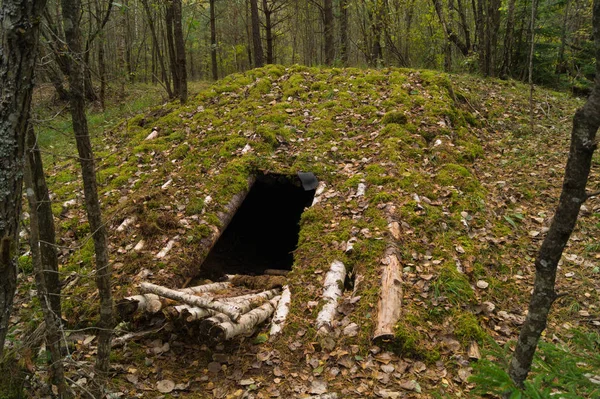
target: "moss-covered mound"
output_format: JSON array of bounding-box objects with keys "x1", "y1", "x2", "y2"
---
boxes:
[{"x1": 19, "y1": 65, "x2": 599, "y2": 397}]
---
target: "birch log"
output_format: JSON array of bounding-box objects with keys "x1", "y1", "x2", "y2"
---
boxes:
[
  {"x1": 171, "y1": 289, "x2": 280, "y2": 322},
  {"x1": 199, "y1": 177, "x2": 256, "y2": 252},
  {"x1": 117, "y1": 294, "x2": 166, "y2": 319},
  {"x1": 316, "y1": 260, "x2": 346, "y2": 334},
  {"x1": 178, "y1": 282, "x2": 231, "y2": 294},
  {"x1": 269, "y1": 285, "x2": 291, "y2": 336},
  {"x1": 208, "y1": 296, "x2": 281, "y2": 341},
  {"x1": 140, "y1": 282, "x2": 242, "y2": 320},
  {"x1": 373, "y1": 248, "x2": 403, "y2": 340}
]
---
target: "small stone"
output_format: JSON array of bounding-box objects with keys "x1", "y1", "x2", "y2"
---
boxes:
[{"x1": 476, "y1": 280, "x2": 489, "y2": 289}]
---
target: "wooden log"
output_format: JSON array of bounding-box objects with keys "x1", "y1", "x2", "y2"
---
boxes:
[
  {"x1": 170, "y1": 289, "x2": 280, "y2": 322},
  {"x1": 116, "y1": 294, "x2": 165, "y2": 320},
  {"x1": 229, "y1": 274, "x2": 286, "y2": 290},
  {"x1": 139, "y1": 282, "x2": 242, "y2": 321},
  {"x1": 178, "y1": 281, "x2": 231, "y2": 294},
  {"x1": 208, "y1": 296, "x2": 281, "y2": 341},
  {"x1": 199, "y1": 177, "x2": 256, "y2": 252},
  {"x1": 316, "y1": 260, "x2": 346, "y2": 334},
  {"x1": 373, "y1": 247, "x2": 403, "y2": 340},
  {"x1": 263, "y1": 269, "x2": 289, "y2": 276},
  {"x1": 269, "y1": 285, "x2": 291, "y2": 336}
]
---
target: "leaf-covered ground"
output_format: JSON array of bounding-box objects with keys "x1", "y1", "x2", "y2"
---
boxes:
[{"x1": 8, "y1": 66, "x2": 600, "y2": 398}]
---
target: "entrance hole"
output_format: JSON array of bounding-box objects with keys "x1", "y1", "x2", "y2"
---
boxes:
[{"x1": 200, "y1": 174, "x2": 316, "y2": 278}]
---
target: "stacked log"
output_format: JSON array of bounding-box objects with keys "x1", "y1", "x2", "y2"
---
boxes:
[{"x1": 117, "y1": 276, "x2": 290, "y2": 343}]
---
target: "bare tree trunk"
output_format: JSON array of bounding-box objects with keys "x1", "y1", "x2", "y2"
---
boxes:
[
  {"x1": 60, "y1": 0, "x2": 114, "y2": 380},
  {"x1": 0, "y1": 0, "x2": 47, "y2": 358},
  {"x1": 165, "y1": 2, "x2": 180, "y2": 99},
  {"x1": 173, "y1": 0, "x2": 187, "y2": 103},
  {"x1": 500, "y1": 0, "x2": 517, "y2": 78},
  {"x1": 142, "y1": 0, "x2": 172, "y2": 96},
  {"x1": 323, "y1": 0, "x2": 334, "y2": 65},
  {"x1": 24, "y1": 125, "x2": 68, "y2": 398},
  {"x1": 262, "y1": 0, "x2": 274, "y2": 64},
  {"x1": 250, "y1": 0, "x2": 264, "y2": 67},
  {"x1": 528, "y1": 0, "x2": 538, "y2": 133},
  {"x1": 509, "y1": 0, "x2": 600, "y2": 388},
  {"x1": 339, "y1": 0, "x2": 349, "y2": 65},
  {"x1": 210, "y1": 0, "x2": 219, "y2": 79}
]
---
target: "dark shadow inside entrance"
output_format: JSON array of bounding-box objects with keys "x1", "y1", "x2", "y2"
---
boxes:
[{"x1": 200, "y1": 174, "x2": 316, "y2": 278}]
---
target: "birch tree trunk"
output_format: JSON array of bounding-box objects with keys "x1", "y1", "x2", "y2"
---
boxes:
[
  {"x1": 509, "y1": 0, "x2": 600, "y2": 387},
  {"x1": 208, "y1": 296, "x2": 280, "y2": 341},
  {"x1": 60, "y1": 0, "x2": 114, "y2": 377},
  {"x1": 0, "y1": 0, "x2": 47, "y2": 358}
]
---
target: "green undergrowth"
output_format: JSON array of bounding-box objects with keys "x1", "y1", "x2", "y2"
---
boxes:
[
  {"x1": 470, "y1": 329, "x2": 600, "y2": 398},
  {"x1": 31, "y1": 65, "x2": 587, "y2": 376}
]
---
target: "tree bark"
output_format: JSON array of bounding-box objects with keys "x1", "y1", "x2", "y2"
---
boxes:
[
  {"x1": 250, "y1": 0, "x2": 264, "y2": 67},
  {"x1": 172, "y1": 0, "x2": 188, "y2": 103},
  {"x1": 323, "y1": 0, "x2": 334, "y2": 65},
  {"x1": 500, "y1": 0, "x2": 517, "y2": 79},
  {"x1": 205, "y1": 296, "x2": 280, "y2": 341},
  {"x1": 509, "y1": 0, "x2": 600, "y2": 387},
  {"x1": 316, "y1": 260, "x2": 346, "y2": 334},
  {"x1": 24, "y1": 126, "x2": 68, "y2": 397},
  {"x1": 339, "y1": 0, "x2": 349, "y2": 65},
  {"x1": 0, "y1": 0, "x2": 47, "y2": 358},
  {"x1": 139, "y1": 282, "x2": 244, "y2": 320},
  {"x1": 210, "y1": 0, "x2": 219, "y2": 80},
  {"x1": 269, "y1": 285, "x2": 291, "y2": 335},
  {"x1": 373, "y1": 247, "x2": 403, "y2": 340},
  {"x1": 60, "y1": 0, "x2": 114, "y2": 378},
  {"x1": 262, "y1": 0, "x2": 274, "y2": 64},
  {"x1": 165, "y1": 2, "x2": 180, "y2": 99}
]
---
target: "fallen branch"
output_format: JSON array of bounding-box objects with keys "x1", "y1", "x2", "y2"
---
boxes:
[
  {"x1": 140, "y1": 282, "x2": 242, "y2": 321},
  {"x1": 270, "y1": 285, "x2": 291, "y2": 336},
  {"x1": 316, "y1": 260, "x2": 346, "y2": 334}
]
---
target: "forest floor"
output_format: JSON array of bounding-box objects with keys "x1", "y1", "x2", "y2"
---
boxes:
[{"x1": 4, "y1": 67, "x2": 600, "y2": 398}]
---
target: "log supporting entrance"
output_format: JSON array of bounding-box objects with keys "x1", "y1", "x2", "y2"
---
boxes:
[{"x1": 200, "y1": 173, "x2": 316, "y2": 278}]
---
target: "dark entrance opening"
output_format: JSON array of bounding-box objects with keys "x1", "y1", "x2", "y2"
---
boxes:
[{"x1": 200, "y1": 174, "x2": 316, "y2": 278}]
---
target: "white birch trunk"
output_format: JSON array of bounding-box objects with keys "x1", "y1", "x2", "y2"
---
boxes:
[
  {"x1": 269, "y1": 285, "x2": 291, "y2": 336},
  {"x1": 140, "y1": 282, "x2": 242, "y2": 320},
  {"x1": 316, "y1": 260, "x2": 346, "y2": 334},
  {"x1": 208, "y1": 296, "x2": 280, "y2": 341},
  {"x1": 373, "y1": 248, "x2": 403, "y2": 340}
]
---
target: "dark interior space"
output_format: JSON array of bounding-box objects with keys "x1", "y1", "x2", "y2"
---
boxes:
[{"x1": 199, "y1": 174, "x2": 316, "y2": 278}]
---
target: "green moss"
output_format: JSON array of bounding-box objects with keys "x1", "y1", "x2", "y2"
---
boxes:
[
  {"x1": 453, "y1": 311, "x2": 486, "y2": 344},
  {"x1": 186, "y1": 197, "x2": 204, "y2": 215},
  {"x1": 436, "y1": 163, "x2": 482, "y2": 193},
  {"x1": 382, "y1": 111, "x2": 408, "y2": 125},
  {"x1": 432, "y1": 263, "x2": 475, "y2": 304},
  {"x1": 18, "y1": 255, "x2": 33, "y2": 274}
]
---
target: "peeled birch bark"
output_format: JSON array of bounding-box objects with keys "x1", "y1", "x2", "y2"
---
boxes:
[
  {"x1": 140, "y1": 282, "x2": 242, "y2": 320},
  {"x1": 117, "y1": 293, "x2": 166, "y2": 319},
  {"x1": 178, "y1": 282, "x2": 231, "y2": 294},
  {"x1": 316, "y1": 260, "x2": 346, "y2": 334},
  {"x1": 208, "y1": 296, "x2": 281, "y2": 341},
  {"x1": 373, "y1": 248, "x2": 403, "y2": 340},
  {"x1": 270, "y1": 285, "x2": 291, "y2": 335}
]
